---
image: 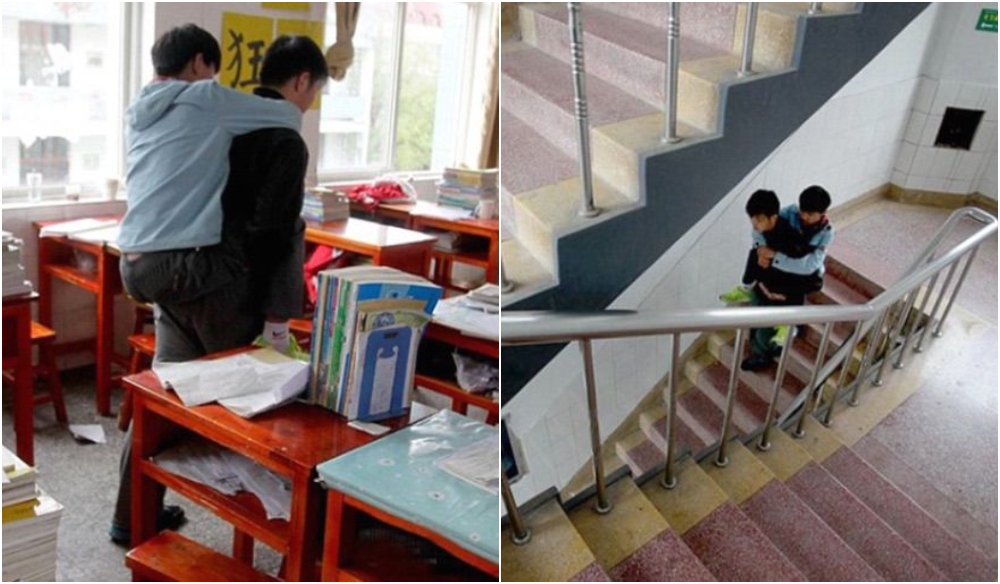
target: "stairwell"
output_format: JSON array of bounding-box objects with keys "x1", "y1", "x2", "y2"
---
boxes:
[{"x1": 500, "y1": 2, "x2": 930, "y2": 397}]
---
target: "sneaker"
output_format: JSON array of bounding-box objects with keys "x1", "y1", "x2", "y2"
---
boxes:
[
  {"x1": 740, "y1": 353, "x2": 774, "y2": 372},
  {"x1": 772, "y1": 325, "x2": 793, "y2": 348},
  {"x1": 109, "y1": 505, "x2": 186, "y2": 546},
  {"x1": 719, "y1": 286, "x2": 753, "y2": 304}
]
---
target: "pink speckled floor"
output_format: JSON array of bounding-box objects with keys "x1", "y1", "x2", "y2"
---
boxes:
[{"x1": 609, "y1": 529, "x2": 716, "y2": 582}]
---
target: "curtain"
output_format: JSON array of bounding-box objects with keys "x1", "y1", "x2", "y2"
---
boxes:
[
  {"x1": 326, "y1": 2, "x2": 360, "y2": 81},
  {"x1": 478, "y1": 4, "x2": 500, "y2": 170}
]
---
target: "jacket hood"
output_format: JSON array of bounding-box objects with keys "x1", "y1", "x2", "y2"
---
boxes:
[{"x1": 126, "y1": 81, "x2": 191, "y2": 131}]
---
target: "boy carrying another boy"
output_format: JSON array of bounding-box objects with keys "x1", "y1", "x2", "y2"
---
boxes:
[{"x1": 720, "y1": 186, "x2": 834, "y2": 371}]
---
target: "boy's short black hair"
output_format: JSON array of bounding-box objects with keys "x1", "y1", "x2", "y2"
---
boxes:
[
  {"x1": 799, "y1": 185, "x2": 831, "y2": 214},
  {"x1": 745, "y1": 189, "x2": 780, "y2": 217},
  {"x1": 152, "y1": 24, "x2": 221, "y2": 76},
  {"x1": 260, "y1": 35, "x2": 328, "y2": 88}
]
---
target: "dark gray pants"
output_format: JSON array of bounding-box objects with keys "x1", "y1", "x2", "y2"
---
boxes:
[{"x1": 113, "y1": 248, "x2": 263, "y2": 531}]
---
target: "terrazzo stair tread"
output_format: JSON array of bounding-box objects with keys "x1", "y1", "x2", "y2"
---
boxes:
[
  {"x1": 569, "y1": 562, "x2": 613, "y2": 582},
  {"x1": 740, "y1": 480, "x2": 885, "y2": 582},
  {"x1": 522, "y1": 3, "x2": 730, "y2": 108},
  {"x1": 592, "y1": 2, "x2": 737, "y2": 55},
  {"x1": 608, "y1": 529, "x2": 717, "y2": 582},
  {"x1": 500, "y1": 108, "x2": 579, "y2": 196},
  {"x1": 682, "y1": 501, "x2": 808, "y2": 582},
  {"x1": 787, "y1": 461, "x2": 949, "y2": 582},
  {"x1": 616, "y1": 434, "x2": 668, "y2": 478},
  {"x1": 677, "y1": 387, "x2": 729, "y2": 445},
  {"x1": 825, "y1": 254, "x2": 885, "y2": 299},
  {"x1": 501, "y1": 497, "x2": 603, "y2": 582},
  {"x1": 813, "y1": 273, "x2": 875, "y2": 307},
  {"x1": 641, "y1": 408, "x2": 712, "y2": 458},
  {"x1": 852, "y1": 434, "x2": 999, "y2": 564},
  {"x1": 501, "y1": 43, "x2": 658, "y2": 159},
  {"x1": 710, "y1": 335, "x2": 804, "y2": 412},
  {"x1": 822, "y1": 447, "x2": 997, "y2": 582},
  {"x1": 689, "y1": 360, "x2": 771, "y2": 436},
  {"x1": 499, "y1": 239, "x2": 557, "y2": 309}
]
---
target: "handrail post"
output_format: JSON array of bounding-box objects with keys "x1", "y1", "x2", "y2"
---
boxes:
[
  {"x1": 891, "y1": 287, "x2": 921, "y2": 370},
  {"x1": 874, "y1": 297, "x2": 908, "y2": 386},
  {"x1": 808, "y1": 2, "x2": 823, "y2": 14},
  {"x1": 500, "y1": 262, "x2": 514, "y2": 293},
  {"x1": 914, "y1": 260, "x2": 959, "y2": 352},
  {"x1": 662, "y1": 3, "x2": 681, "y2": 144},
  {"x1": 822, "y1": 322, "x2": 863, "y2": 426},
  {"x1": 793, "y1": 322, "x2": 833, "y2": 437},
  {"x1": 932, "y1": 247, "x2": 979, "y2": 338},
  {"x1": 579, "y1": 339, "x2": 611, "y2": 513},
  {"x1": 661, "y1": 333, "x2": 681, "y2": 489},
  {"x1": 501, "y1": 471, "x2": 531, "y2": 544},
  {"x1": 759, "y1": 327, "x2": 793, "y2": 450},
  {"x1": 715, "y1": 329, "x2": 746, "y2": 467},
  {"x1": 894, "y1": 273, "x2": 938, "y2": 369},
  {"x1": 738, "y1": 3, "x2": 759, "y2": 78},
  {"x1": 568, "y1": 2, "x2": 599, "y2": 218},
  {"x1": 851, "y1": 309, "x2": 888, "y2": 404}
]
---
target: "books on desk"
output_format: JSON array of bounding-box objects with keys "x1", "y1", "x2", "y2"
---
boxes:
[
  {"x1": 302, "y1": 187, "x2": 350, "y2": 223},
  {"x1": 37, "y1": 217, "x2": 118, "y2": 239},
  {"x1": 309, "y1": 266, "x2": 443, "y2": 421},
  {"x1": 2, "y1": 232, "x2": 33, "y2": 297},
  {"x1": 3, "y1": 446, "x2": 62, "y2": 583},
  {"x1": 436, "y1": 168, "x2": 498, "y2": 212}
]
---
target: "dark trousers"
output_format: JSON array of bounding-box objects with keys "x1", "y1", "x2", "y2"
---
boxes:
[
  {"x1": 113, "y1": 248, "x2": 263, "y2": 531},
  {"x1": 742, "y1": 250, "x2": 822, "y2": 357}
]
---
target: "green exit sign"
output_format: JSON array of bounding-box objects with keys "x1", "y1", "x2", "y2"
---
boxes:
[{"x1": 977, "y1": 8, "x2": 997, "y2": 32}]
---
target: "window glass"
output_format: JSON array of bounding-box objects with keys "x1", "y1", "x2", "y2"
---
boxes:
[{"x1": 2, "y1": 2, "x2": 122, "y2": 197}]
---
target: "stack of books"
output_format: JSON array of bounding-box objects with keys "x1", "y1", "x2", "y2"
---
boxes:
[
  {"x1": 308, "y1": 266, "x2": 443, "y2": 421},
  {"x1": 301, "y1": 187, "x2": 350, "y2": 223},
  {"x1": 3, "y1": 446, "x2": 63, "y2": 582},
  {"x1": 436, "y1": 168, "x2": 498, "y2": 212},
  {"x1": 2, "y1": 231, "x2": 33, "y2": 297}
]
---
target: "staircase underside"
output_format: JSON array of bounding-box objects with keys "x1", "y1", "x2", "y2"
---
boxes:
[{"x1": 502, "y1": 3, "x2": 931, "y2": 401}]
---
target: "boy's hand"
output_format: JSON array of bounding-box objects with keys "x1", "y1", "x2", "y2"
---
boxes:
[{"x1": 759, "y1": 283, "x2": 786, "y2": 301}]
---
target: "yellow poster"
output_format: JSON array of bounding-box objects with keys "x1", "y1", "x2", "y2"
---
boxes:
[
  {"x1": 263, "y1": 2, "x2": 310, "y2": 11},
  {"x1": 277, "y1": 18, "x2": 326, "y2": 109},
  {"x1": 220, "y1": 13, "x2": 274, "y2": 93}
]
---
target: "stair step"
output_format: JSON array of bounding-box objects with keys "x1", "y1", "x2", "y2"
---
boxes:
[
  {"x1": 616, "y1": 433, "x2": 666, "y2": 478},
  {"x1": 569, "y1": 562, "x2": 613, "y2": 582},
  {"x1": 593, "y1": 3, "x2": 738, "y2": 54},
  {"x1": 740, "y1": 480, "x2": 885, "y2": 581},
  {"x1": 823, "y1": 447, "x2": 997, "y2": 582},
  {"x1": 125, "y1": 531, "x2": 278, "y2": 582},
  {"x1": 815, "y1": 268, "x2": 879, "y2": 306},
  {"x1": 852, "y1": 434, "x2": 999, "y2": 564},
  {"x1": 501, "y1": 43, "x2": 657, "y2": 160},
  {"x1": 710, "y1": 334, "x2": 805, "y2": 411},
  {"x1": 787, "y1": 461, "x2": 948, "y2": 582},
  {"x1": 640, "y1": 407, "x2": 709, "y2": 462},
  {"x1": 682, "y1": 501, "x2": 807, "y2": 581},
  {"x1": 609, "y1": 529, "x2": 717, "y2": 582},
  {"x1": 501, "y1": 498, "x2": 604, "y2": 582},
  {"x1": 677, "y1": 388, "x2": 728, "y2": 447},
  {"x1": 500, "y1": 108, "x2": 579, "y2": 197},
  {"x1": 521, "y1": 3, "x2": 730, "y2": 109},
  {"x1": 689, "y1": 358, "x2": 771, "y2": 436},
  {"x1": 499, "y1": 239, "x2": 556, "y2": 308}
]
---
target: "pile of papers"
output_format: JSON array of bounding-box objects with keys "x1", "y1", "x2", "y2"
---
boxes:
[
  {"x1": 3, "y1": 447, "x2": 62, "y2": 582},
  {"x1": 309, "y1": 266, "x2": 442, "y2": 421},
  {"x1": 2, "y1": 231, "x2": 33, "y2": 297},
  {"x1": 301, "y1": 187, "x2": 350, "y2": 223},
  {"x1": 436, "y1": 167, "x2": 498, "y2": 212},
  {"x1": 153, "y1": 347, "x2": 309, "y2": 418}
]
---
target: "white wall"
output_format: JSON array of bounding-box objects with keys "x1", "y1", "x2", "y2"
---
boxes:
[
  {"x1": 507, "y1": 3, "x2": 954, "y2": 504},
  {"x1": 892, "y1": 3, "x2": 999, "y2": 199}
]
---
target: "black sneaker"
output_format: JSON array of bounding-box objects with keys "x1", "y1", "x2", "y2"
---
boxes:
[
  {"x1": 740, "y1": 353, "x2": 774, "y2": 372},
  {"x1": 109, "y1": 505, "x2": 187, "y2": 546}
]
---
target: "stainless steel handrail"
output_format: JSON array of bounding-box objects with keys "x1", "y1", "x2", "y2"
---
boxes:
[
  {"x1": 501, "y1": 207, "x2": 995, "y2": 525},
  {"x1": 738, "y1": 3, "x2": 759, "y2": 77},
  {"x1": 662, "y1": 3, "x2": 681, "y2": 144},
  {"x1": 568, "y1": 2, "x2": 599, "y2": 218}
]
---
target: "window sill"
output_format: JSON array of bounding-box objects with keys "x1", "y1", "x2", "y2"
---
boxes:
[{"x1": 2, "y1": 196, "x2": 124, "y2": 211}]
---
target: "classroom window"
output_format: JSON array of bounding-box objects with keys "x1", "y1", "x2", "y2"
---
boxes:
[
  {"x1": 318, "y1": 2, "x2": 483, "y2": 178},
  {"x1": 2, "y1": 2, "x2": 126, "y2": 203}
]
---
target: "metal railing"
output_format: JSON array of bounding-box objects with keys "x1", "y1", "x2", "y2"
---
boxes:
[
  {"x1": 500, "y1": 207, "x2": 995, "y2": 541},
  {"x1": 567, "y1": 3, "x2": 599, "y2": 218}
]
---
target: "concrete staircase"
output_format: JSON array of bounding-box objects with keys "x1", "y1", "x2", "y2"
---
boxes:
[
  {"x1": 502, "y1": 419, "x2": 998, "y2": 581},
  {"x1": 500, "y1": 2, "x2": 930, "y2": 395}
]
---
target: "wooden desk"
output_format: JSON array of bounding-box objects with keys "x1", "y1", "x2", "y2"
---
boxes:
[
  {"x1": 126, "y1": 367, "x2": 408, "y2": 581},
  {"x1": 3, "y1": 292, "x2": 39, "y2": 465},
  {"x1": 34, "y1": 219, "x2": 124, "y2": 416},
  {"x1": 305, "y1": 217, "x2": 436, "y2": 277},
  {"x1": 317, "y1": 411, "x2": 499, "y2": 581},
  {"x1": 417, "y1": 322, "x2": 499, "y2": 425}
]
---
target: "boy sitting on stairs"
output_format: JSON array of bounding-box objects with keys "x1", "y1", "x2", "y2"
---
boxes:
[{"x1": 720, "y1": 186, "x2": 834, "y2": 371}]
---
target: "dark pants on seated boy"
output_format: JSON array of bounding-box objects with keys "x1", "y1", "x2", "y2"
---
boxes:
[{"x1": 741, "y1": 249, "x2": 823, "y2": 370}]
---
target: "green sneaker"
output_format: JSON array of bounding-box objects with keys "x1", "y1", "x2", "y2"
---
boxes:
[
  {"x1": 772, "y1": 325, "x2": 792, "y2": 348},
  {"x1": 719, "y1": 286, "x2": 753, "y2": 304},
  {"x1": 253, "y1": 334, "x2": 309, "y2": 361}
]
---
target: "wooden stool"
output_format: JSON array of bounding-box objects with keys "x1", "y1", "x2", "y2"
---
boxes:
[
  {"x1": 126, "y1": 531, "x2": 278, "y2": 582},
  {"x1": 118, "y1": 332, "x2": 156, "y2": 432},
  {"x1": 2, "y1": 322, "x2": 68, "y2": 424}
]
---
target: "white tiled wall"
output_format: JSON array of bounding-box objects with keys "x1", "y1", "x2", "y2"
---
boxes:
[{"x1": 507, "y1": 4, "x2": 962, "y2": 505}]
